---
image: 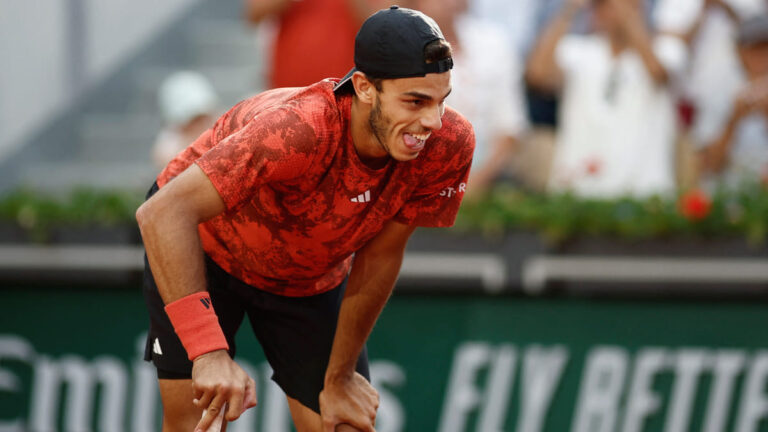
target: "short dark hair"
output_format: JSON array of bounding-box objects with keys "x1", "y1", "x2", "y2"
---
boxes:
[
  {"x1": 364, "y1": 39, "x2": 453, "y2": 92},
  {"x1": 424, "y1": 38, "x2": 453, "y2": 65}
]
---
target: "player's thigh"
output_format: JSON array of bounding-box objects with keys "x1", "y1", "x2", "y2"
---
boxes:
[
  {"x1": 286, "y1": 395, "x2": 322, "y2": 432},
  {"x1": 286, "y1": 396, "x2": 361, "y2": 432},
  {"x1": 158, "y1": 379, "x2": 202, "y2": 432},
  {"x1": 157, "y1": 379, "x2": 233, "y2": 432},
  {"x1": 287, "y1": 396, "x2": 359, "y2": 432},
  {"x1": 246, "y1": 279, "x2": 370, "y2": 413}
]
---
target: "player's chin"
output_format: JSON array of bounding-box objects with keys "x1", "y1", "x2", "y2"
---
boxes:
[
  {"x1": 391, "y1": 148, "x2": 422, "y2": 161},
  {"x1": 391, "y1": 143, "x2": 424, "y2": 160}
]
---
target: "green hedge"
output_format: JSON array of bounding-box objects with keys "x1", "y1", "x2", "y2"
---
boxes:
[
  {"x1": 455, "y1": 183, "x2": 768, "y2": 245},
  {"x1": 0, "y1": 188, "x2": 144, "y2": 241},
  {"x1": 1, "y1": 183, "x2": 767, "y2": 245}
]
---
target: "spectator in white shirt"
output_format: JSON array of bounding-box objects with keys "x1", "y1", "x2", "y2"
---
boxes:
[
  {"x1": 700, "y1": 14, "x2": 768, "y2": 187},
  {"x1": 527, "y1": 0, "x2": 688, "y2": 198},
  {"x1": 654, "y1": 0, "x2": 766, "y2": 171}
]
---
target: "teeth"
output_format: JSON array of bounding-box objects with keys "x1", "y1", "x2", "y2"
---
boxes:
[{"x1": 410, "y1": 132, "x2": 431, "y2": 141}]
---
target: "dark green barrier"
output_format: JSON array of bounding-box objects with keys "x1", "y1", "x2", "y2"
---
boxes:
[{"x1": 2, "y1": 287, "x2": 768, "y2": 431}]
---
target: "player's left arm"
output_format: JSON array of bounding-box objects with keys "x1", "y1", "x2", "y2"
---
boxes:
[{"x1": 319, "y1": 219, "x2": 417, "y2": 432}]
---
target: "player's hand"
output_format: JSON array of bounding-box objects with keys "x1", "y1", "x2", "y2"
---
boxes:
[
  {"x1": 191, "y1": 350, "x2": 257, "y2": 432},
  {"x1": 319, "y1": 371, "x2": 379, "y2": 432}
]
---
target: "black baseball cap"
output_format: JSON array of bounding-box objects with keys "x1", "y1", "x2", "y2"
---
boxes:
[{"x1": 333, "y1": 5, "x2": 453, "y2": 92}]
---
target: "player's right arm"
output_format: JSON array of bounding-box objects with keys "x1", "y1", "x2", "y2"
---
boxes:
[
  {"x1": 136, "y1": 164, "x2": 223, "y2": 303},
  {"x1": 135, "y1": 163, "x2": 257, "y2": 431}
]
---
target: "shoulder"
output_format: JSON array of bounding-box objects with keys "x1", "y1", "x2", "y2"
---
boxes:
[
  {"x1": 290, "y1": 80, "x2": 349, "y2": 133},
  {"x1": 241, "y1": 81, "x2": 341, "y2": 124},
  {"x1": 423, "y1": 107, "x2": 476, "y2": 163},
  {"x1": 209, "y1": 84, "x2": 344, "y2": 159},
  {"x1": 440, "y1": 106, "x2": 475, "y2": 140},
  {"x1": 228, "y1": 81, "x2": 345, "y2": 145},
  {"x1": 253, "y1": 80, "x2": 349, "y2": 144}
]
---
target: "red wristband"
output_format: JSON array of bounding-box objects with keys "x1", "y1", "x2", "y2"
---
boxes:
[{"x1": 164, "y1": 292, "x2": 229, "y2": 361}]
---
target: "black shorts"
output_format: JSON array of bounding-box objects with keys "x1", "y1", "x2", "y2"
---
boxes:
[{"x1": 141, "y1": 186, "x2": 369, "y2": 414}]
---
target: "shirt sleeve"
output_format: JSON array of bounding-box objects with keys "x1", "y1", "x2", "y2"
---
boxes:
[
  {"x1": 195, "y1": 107, "x2": 318, "y2": 210},
  {"x1": 394, "y1": 114, "x2": 476, "y2": 227}
]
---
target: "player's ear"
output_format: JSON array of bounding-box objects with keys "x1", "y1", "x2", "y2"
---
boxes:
[{"x1": 352, "y1": 72, "x2": 377, "y2": 104}]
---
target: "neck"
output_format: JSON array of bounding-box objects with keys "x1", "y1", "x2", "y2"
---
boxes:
[{"x1": 350, "y1": 96, "x2": 390, "y2": 169}]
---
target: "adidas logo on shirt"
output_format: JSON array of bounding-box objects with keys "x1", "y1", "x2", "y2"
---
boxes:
[{"x1": 350, "y1": 190, "x2": 371, "y2": 203}]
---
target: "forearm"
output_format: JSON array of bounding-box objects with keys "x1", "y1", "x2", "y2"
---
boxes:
[
  {"x1": 138, "y1": 206, "x2": 208, "y2": 304},
  {"x1": 136, "y1": 165, "x2": 226, "y2": 304},
  {"x1": 324, "y1": 246, "x2": 404, "y2": 383},
  {"x1": 525, "y1": 3, "x2": 578, "y2": 91}
]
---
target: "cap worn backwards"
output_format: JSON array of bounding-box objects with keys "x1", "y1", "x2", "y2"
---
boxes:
[{"x1": 334, "y1": 5, "x2": 453, "y2": 92}]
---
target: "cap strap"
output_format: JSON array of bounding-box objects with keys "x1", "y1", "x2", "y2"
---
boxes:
[{"x1": 424, "y1": 57, "x2": 453, "y2": 74}]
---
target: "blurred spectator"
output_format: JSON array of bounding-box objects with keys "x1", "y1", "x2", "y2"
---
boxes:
[
  {"x1": 245, "y1": 0, "x2": 385, "y2": 89},
  {"x1": 699, "y1": 15, "x2": 768, "y2": 187},
  {"x1": 469, "y1": 0, "x2": 585, "y2": 132},
  {"x1": 655, "y1": 0, "x2": 765, "y2": 172},
  {"x1": 153, "y1": 71, "x2": 219, "y2": 170},
  {"x1": 469, "y1": 0, "x2": 566, "y2": 58},
  {"x1": 409, "y1": 0, "x2": 530, "y2": 195},
  {"x1": 527, "y1": 0, "x2": 688, "y2": 198}
]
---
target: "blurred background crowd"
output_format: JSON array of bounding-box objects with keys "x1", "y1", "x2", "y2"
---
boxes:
[
  {"x1": 260, "y1": 0, "x2": 766, "y2": 192},
  {"x1": 0, "y1": 0, "x2": 768, "y2": 224},
  {"x1": 1, "y1": 0, "x2": 767, "y2": 201},
  {"x1": 160, "y1": 0, "x2": 768, "y2": 202}
]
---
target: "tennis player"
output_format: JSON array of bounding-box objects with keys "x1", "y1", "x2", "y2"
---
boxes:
[{"x1": 136, "y1": 6, "x2": 474, "y2": 431}]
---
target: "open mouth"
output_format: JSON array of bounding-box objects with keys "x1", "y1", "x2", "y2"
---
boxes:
[{"x1": 403, "y1": 132, "x2": 431, "y2": 151}]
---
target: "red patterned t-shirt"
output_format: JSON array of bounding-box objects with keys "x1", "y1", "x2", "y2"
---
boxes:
[{"x1": 157, "y1": 79, "x2": 475, "y2": 296}]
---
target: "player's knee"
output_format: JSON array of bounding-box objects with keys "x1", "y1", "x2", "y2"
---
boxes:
[{"x1": 158, "y1": 379, "x2": 202, "y2": 431}]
